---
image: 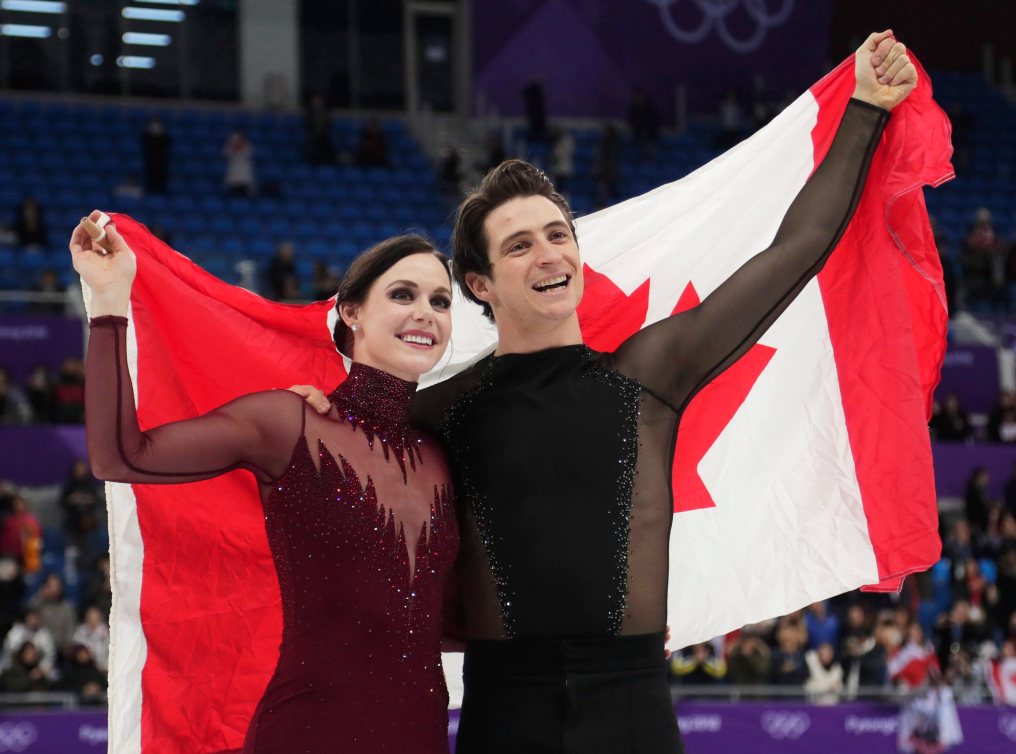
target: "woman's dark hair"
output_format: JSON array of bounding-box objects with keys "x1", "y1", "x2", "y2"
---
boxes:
[
  {"x1": 451, "y1": 159, "x2": 575, "y2": 321},
  {"x1": 332, "y1": 233, "x2": 449, "y2": 356}
]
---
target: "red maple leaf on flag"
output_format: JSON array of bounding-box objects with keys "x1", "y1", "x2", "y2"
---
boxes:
[
  {"x1": 576, "y1": 264, "x2": 650, "y2": 352},
  {"x1": 671, "y1": 283, "x2": 776, "y2": 512}
]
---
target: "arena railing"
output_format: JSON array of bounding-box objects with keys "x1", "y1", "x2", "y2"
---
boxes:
[
  {"x1": 0, "y1": 691, "x2": 90, "y2": 709},
  {"x1": 668, "y1": 685, "x2": 992, "y2": 703}
]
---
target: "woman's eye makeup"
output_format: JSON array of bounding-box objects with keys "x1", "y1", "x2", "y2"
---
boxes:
[{"x1": 389, "y1": 288, "x2": 450, "y2": 310}]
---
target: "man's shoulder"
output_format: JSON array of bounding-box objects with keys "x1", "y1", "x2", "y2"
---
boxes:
[{"x1": 411, "y1": 358, "x2": 491, "y2": 433}]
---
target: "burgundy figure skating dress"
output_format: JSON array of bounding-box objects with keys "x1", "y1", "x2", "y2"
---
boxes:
[{"x1": 85, "y1": 318, "x2": 458, "y2": 754}]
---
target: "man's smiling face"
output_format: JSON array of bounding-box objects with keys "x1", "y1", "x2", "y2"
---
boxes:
[{"x1": 466, "y1": 194, "x2": 584, "y2": 333}]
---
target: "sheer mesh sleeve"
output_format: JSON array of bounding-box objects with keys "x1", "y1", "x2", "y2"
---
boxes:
[
  {"x1": 611, "y1": 99, "x2": 889, "y2": 412},
  {"x1": 85, "y1": 316, "x2": 304, "y2": 484}
]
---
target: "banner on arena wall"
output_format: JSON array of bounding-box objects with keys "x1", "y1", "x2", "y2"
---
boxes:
[
  {"x1": 472, "y1": 0, "x2": 835, "y2": 116},
  {"x1": 0, "y1": 314, "x2": 82, "y2": 383},
  {"x1": 96, "y1": 54, "x2": 950, "y2": 753},
  {"x1": 6, "y1": 703, "x2": 1016, "y2": 754}
]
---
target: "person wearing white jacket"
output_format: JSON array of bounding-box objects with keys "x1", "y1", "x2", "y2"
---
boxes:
[{"x1": 805, "y1": 642, "x2": 844, "y2": 705}]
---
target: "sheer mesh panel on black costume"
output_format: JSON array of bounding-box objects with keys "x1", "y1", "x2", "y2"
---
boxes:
[{"x1": 415, "y1": 99, "x2": 889, "y2": 641}]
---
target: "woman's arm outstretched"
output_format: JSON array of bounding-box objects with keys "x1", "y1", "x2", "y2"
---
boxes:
[{"x1": 73, "y1": 214, "x2": 302, "y2": 485}]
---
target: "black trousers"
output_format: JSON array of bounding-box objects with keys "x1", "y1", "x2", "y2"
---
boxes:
[{"x1": 455, "y1": 632, "x2": 684, "y2": 754}]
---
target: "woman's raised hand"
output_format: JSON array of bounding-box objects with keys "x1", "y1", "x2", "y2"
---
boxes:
[{"x1": 69, "y1": 210, "x2": 136, "y2": 317}]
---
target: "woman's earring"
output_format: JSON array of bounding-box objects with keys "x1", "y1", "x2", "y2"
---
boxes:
[{"x1": 350, "y1": 324, "x2": 360, "y2": 332}]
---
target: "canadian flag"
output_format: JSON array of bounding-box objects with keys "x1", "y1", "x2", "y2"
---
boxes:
[
  {"x1": 94, "y1": 56, "x2": 950, "y2": 753},
  {"x1": 889, "y1": 641, "x2": 940, "y2": 689},
  {"x1": 988, "y1": 656, "x2": 1016, "y2": 705}
]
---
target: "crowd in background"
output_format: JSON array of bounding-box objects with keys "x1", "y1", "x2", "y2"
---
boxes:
[
  {"x1": 2, "y1": 451, "x2": 1013, "y2": 704},
  {"x1": 669, "y1": 489, "x2": 1016, "y2": 704},
  {"x1": 0, "y1": 84, "x2": 1014, "y2": 708},
  {"x1": 0, "y1": 469, "x2": 110, "y2": 703}
]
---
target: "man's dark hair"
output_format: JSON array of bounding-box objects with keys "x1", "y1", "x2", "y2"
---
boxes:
[
  {"x1": 332, "y1": 233, "x2": 449, "y2": 355},
  {"x1": 451, "y1": 159, "x2": 576, "y2": 321}
]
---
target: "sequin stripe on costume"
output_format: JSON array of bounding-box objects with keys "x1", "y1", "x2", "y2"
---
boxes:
[
  {"x1": 334, "y1": 410, "x2": 424, "y2": 484},
  {"x1": 328, "y1": 364, "x2": 424, "y2": 484},
  {"x1": 438, "y1": 362, "x2": 517, "y2": 637},
  {"x1": 310, "y1": 443, "x2": 449, "y2": 651},
  {"x1": 585, "y1": 356, "x2": 641, "y2": 635}
]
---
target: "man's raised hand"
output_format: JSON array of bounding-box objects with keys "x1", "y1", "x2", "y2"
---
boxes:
[{"x1": 853, "y1": 29, "x2": 917, "y2": 111}]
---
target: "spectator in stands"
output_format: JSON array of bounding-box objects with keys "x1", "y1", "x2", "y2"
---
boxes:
[
  {"x1": 1006, "y1": 241, "x2": 1016, "y2": 313},
  {"x1": 14, "y1": 195, "x2": 47, "y2": 248},
  {"x1": 960, "y1": 207, "x2": 1004, "y2": 311},
  {"x1": 988, "y1": 389, "x2": 1016, "y2": 443},
  {"x1": 141, "y1": 117, "x2": 171, "y2": 194},
  {"x1": 24, "y1": 364, "x2": 53, "y2": 423},
  {"x1": 223, "y1": 128, "x2": 256, "y2": 197},
  {"x1": 943, "y1": 519, "x2": 986, "y2": 603},
  {"x1": 353, "y1": 119, "x2": 390, "y2": 167},
  {"x1": 931, "y1": 216, "x2": 959, "y2": 313},
  {"x1": 51, "y1": 357, "x2": 85, "y2": 424},
  {"x1": 61, "y1": 459, "x2": 101, "y2": 551},
  {"x1": 804, "y1": 642, "x2": 843, "y2": 704},
  {"x1": 72, "y1": 606, "x2": 109, "y2": 673},
  {"x1": 0, "y1": 557, "x2": 23, "y2": 641},
  {"x1": 0, "y1": 367, "x2": 32, "y2": 425},
  {"x1": 929, "y1": 393, "x2": 973, "y2": 442},
  {"x1": 717, "y1": 89, "x2": 744, "y2": 149},
  {"x1": 945, "y1": 102, "x2": 972, "y2": 172},
  {"x1": 842, "y1": 605, "x2": 888, "y2": 692},
  {"x1": 521, "y1": 77, "x2": 547, "y2": 142},
  {"x1": 310, "y1": 260, "x2": 341, "y2": 302},
  {"x1": 669, "y1": 641, "x2": 727, "y2": 687},
  {"x1": 29, "y1": 573, "x2": 76, "y2": 656},
  {"x1": 0, "y1": 496, "x2": 41, "y2": 575},
  {"x1": 477, "y1": 133, "x2": 506, "y2": 176},
  {"x1": 594, "y1": 124, "x2": 620, "y2": 208},
  {"x1": 438, "y1": 147, "x2": 462, "y2": 196},
  {"x1": 889, "y1": 623, "x2": 939, "y2": 689},
  {"x1": 549, "y1": 127, "x2": 575, "y2": 196},
  {"x1": 304, "y1": 94, "x2": 336, "y2": 165},
  {"x1": 82, "y1": 553, "x2": 112, "y2": 622},
  {"x1": 150, "y1": 224, "x2": 173, "y2": 247},
  {"x1": 1, "y1": 641, "x2": 51, "y2": 692},
  {"x1": 805, "y1": 600, "x2": 840, "y2": 650},
  {"x1": 61, "y1": 643, "x2": 106, "y2": 703},
  {"x1": 768, "y1": 615, "x2": 809, "y2": 685},
  {"x1": 1, "y1": 608, "x2": 55, "y2": 679},
  {"x1": 725, "y1": 630, "x2": 771, "y2": 685},
  {"x1": 750, "y1": 73, "x2": 773, "y2": 130},
  {"x1": 628, "y1": 88, "x2": 661, "y2": 160},
  {"x1": 933, "y1": 600, "x2": 987, "y2": 671},
  {"x1": 1004, "y1": 462, "x2": 1016, "y2": 519},
  {"x1": 0, "y1": 479, "x2": 14, "y2": 515},
  {"x1": 265, "y1": 242, "x2": 300, "y2": 301},
  {"x1": 841, "y1": 603, "x2": 870, "y2": 646},
  {"x1": 964, "y1": 466, "x2": 996, "y2": 535},
  {"x1": 946, "y1": 647, "x2": 985, "y2": 704},
  {"x1": 997, "y1": 540, "x2": 1016, "y2": 634},
  {"x1": 29, "y1": 268, "x2": 65, "y2": 315}
]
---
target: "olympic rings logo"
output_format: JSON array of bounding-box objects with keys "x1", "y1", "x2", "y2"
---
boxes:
[
  {"x1": 0, "y1": 723, "x2": 38, "y2": 753},
  {"x1": 645, "y1": 0, "x2": 795, "y2": 53},
  {"x1": 760, "y1": 711, "x2": 811, "y2": 740},
  {"x1": 999, "y1": 713, "x2": 1016, "y2": 742}
]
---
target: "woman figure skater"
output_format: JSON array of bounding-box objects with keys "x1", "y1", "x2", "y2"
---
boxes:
[{"x1": 71, "y1": 214, "x2": 458, "y2": 754}]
